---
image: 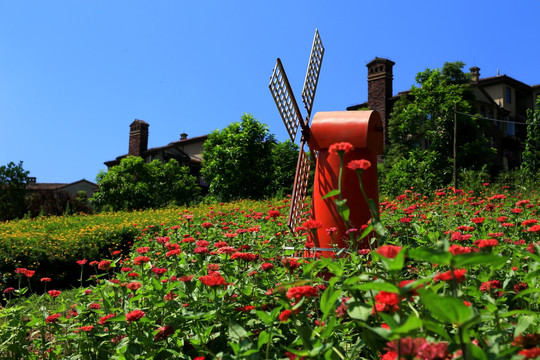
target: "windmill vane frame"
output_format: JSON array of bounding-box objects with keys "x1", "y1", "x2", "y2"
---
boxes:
[{"x1": 269, "y1": 29, "x2": 325, "y2": 231}]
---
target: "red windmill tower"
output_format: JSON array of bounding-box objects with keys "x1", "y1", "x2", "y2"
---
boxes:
[{"x1": 269, "y1": 29, "x2": 383, "y2": 256}]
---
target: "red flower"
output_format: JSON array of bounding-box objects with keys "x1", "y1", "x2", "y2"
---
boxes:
[
  {"x1": 471, "y1": 217, "x2": 485, "y2": 224},
  {"x1": 133, "y1": 256, "x2": 151, "y2": 265},
  {"x1": 166, "y1": 249, "x2": 181, "y2": 257},
  {"x1": 98, "y1": 313, "x2": 116, "y2": 325},
  {"x1": 231, "y1": 252, "x2": 259, "y2": 261},
  {"x1": 136, "y1": 247, "x2": 150, "y2": 254},
  {"x1": 278, "y1": 308, "x2": 300, "y2": 322},
  {"x1": 261, "y1": 262, "x2": 274, "y2": 271},
  {"x1": 514, "y1": 282, "x2": 528, "y2": 293},
  {"x1": 154, "y1": 324, "x2": 175, "y2": 341},
  {"x1": 77, "y1": 325, "x2": 94, "y2": 332},
  {"x1": 302, "y1": 219, "x2": 324, "y2": 230},
  {"x1": 151, "y1": 267, "x2": 168, "y2": 275},
  {"x1": 347, "y1": 159, "x2": 371, "y2": 171},
  {"x1": 373, "y1": 291, "x2": 400, "y2": 313},
  {"x1": 474, "y1": 239, "x2": 499, "y2": 248},
  {"x1": 127, "y1": 282, "x2": 142, "y2": 291},
  {"x1": 198, "y1": 273, "x2": 226, "y2": 287},
  {"x1": 40, "y1": 277, "x2": 52, "y2": 282},
  {"x1": 286, "y1": 286, "x2": 319, "y2": 301},
  {"x1": 24, "y1": 270, "x2": 35, "y2": 278},
  {"x1": 518, "y1": 347, "x2": 540, "y2": 359},
  {"x1": 76, "y1": 259, "x2": 87, "y2": 266},
  {"x1": 448, "y1": 244, "x2": 472, "y2": 255},
  {"x1": 434, "y1": 269, "x2": 466, "y2": 283},
  {"x1": 89, "y1": 302, "x2": 101, "y2": 310},
  {"x1": 376, "y1": 245, "x2": 402, "y2": 259},
  {"x1": 194, "y1": 247, "x2": 210, "y2": 254},
  {"x1": 196, "y1": 240, "x2": 210, "y2": 247},
  {"x1": 178, "y1": 275, "x2": 194, "y2": 282},
  {"x1": 329, "y1": 142, "x2": 354, "y2": 156},
  {"x1": 521, "y1": 219, "x2": 538, "y2": 227},
  {"x1": 126, "y1": 309, "x2": 145, "y2": 323},
  {"x1": 385, "y1": 337, "x2": 428, "y2": 358},
  {"x1": 48, "y1": 290, "x2": 61, "y2": 298},
  {"x1": 528, "y1": 225, "x2": 540, "y2": 233},
  {"x1": 281, "y1": 257, "x2": 301, "y2": 271},
  {"x1": 46, "y1": 313, "x2": 61, "y2": 324},
  {"x1": 98, "y1": 260, "x2": 111, "y2": 270},
  {"x1": 479, "y1": 280, "x2": 501, "y2": 293},
  {"x1": 201, "y1": 222, "x2": 213, "y2": 229}
]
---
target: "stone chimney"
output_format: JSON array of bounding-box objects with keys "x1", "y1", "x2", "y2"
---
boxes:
[
  {"x1": 128, "y1": 119, "x2": 149, "y2": 156},
  {"x1": 367, "y1": 57, "x2": 395, "y2": 145},
  {"x1": 470, "y1": 66, "x2": 480, "y2": 83},
  {"x1": 180, "y1": 133, "x2": 188, "y2": 140}
]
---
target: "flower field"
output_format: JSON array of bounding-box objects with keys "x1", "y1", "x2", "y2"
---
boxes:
[{"x1": 1, "y1": 185, "x2": 539, "y2": 359}]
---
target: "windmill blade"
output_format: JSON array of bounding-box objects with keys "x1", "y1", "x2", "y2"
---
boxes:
[
  {"x1": 269, "y1": 58, "x2": 304, "y2": 143},
  {"x1": 288, "y1": 140, "x2": 311, "y2": 231},
  {"x1": 301, "y1": 29, "x2": 325, "y2": 123}
]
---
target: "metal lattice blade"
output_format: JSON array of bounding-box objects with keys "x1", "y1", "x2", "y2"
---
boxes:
[
  {"x1": 301, "y1": 29, "x2": 325, "y2": 123},
  {"x1": 269, "y1": 58, "x2": 304, "y2": 143},
  {"x1": 288, "y1": 141, "x2": 311, "y2": 231}
]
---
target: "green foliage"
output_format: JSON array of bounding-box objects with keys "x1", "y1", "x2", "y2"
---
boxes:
[
  {"x1": 201, "y1": 113, "x2": 297, "y2": 201},
  {"x1": 0, "y1": 161, "x2": 30, "y2": 221},
  {"x1": 268, "y1": 139, "x2": 299, "y2": 197},
  {"x1": 380, "y1": 148, "x2": 452, "y2": 196},
  {"x1": 381, "y1": 62, "x2": 493, "y2": 196},
  {"x1": 91, "y1": 157, "x2": 199, "y2": 211},
  {"x1": 522, "y1": 96, "x2": 540, "y2": 175}
]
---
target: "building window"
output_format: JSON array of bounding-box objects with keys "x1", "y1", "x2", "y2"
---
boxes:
[
  {"x1": 507, "y1": 117, "x2": 515, "y2": 136},
  {"x1": 505, "y1": 87, "x2": 512, "y2": 104}
]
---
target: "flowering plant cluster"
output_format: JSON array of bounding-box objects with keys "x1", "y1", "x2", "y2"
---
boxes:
[{"x1": 1, "y1": 172, "x2": 539, "y2": 358}]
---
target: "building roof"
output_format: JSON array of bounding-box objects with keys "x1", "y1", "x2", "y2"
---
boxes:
[
  {"x1": 28, "y1": 179, "x2": 98, "y2": 191},
  {"x1": 104, "y1": 134, "x2": 208, "y2": 168}
]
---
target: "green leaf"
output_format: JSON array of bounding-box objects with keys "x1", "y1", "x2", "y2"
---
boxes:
[
  {"x1": 349, "y1": 281, "x2": 399, "y2": 293},
  {"x1": 255, "y1": 310, "x2": 274, "y2": 325},
  {"x1": 391, "y1": 314, "x2": 423, "y2": 336},
  {"x1": 452, "y1": 253, "x2": 507, "y2": 267},
  {"x1": 257, "y1": 330, "x2": 270, "y2": 350},
  {"x1": 320, "y1": 284, "x2": 342, "y2": 320},
  {"x1": 408, "y1": 247, "x2": 452, "y2": 265},
  {"x1": 418, "y1": 289, "x2": 474, "y2": 324},
  {"x1": 514, "y1": 315, "x2": 534, "y2": 337},
  {"x1": 228, "y1": 321, "x2": 248, "y2": 341},
  {"x1": 335, "y1": 199, "x2": 350, "y2": 222},
  {"x1": 321, "y1": 189, "x2": 340, "y2": 200},
  {"x1": 347, "y1": 300, "x2": 372, "y2": 321}
]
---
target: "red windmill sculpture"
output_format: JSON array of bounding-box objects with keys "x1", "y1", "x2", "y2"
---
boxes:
[{"x1": 269, "y1": 29, "x2": 384, "y2": 255}]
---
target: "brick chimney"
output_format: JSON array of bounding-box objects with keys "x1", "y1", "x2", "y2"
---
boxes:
[
  {"x1": 367, "y1": 58, "x2": 395, "y2": 145},
  {"x1": 470, "y1": 66, "x2": 480, "y2": 83},
  {"x1": 129, "y1": 119, "x2": 149, "y2": 156}
]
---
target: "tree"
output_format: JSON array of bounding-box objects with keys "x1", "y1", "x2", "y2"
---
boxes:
[
  {"x1": 91, "y1": 157, "x2": 199, "y2": 211},
  {"x1": 201, "y1": 113, "x2": 297, "y2": 201},
  {"x1": 0, "y1": 161, "x2": 30, "y2": 221},
  {"x1": 380, "y1": 62, "x2": 493, "y2": 195},
  {"x1": 521, "y1": 96, "x2": 540, "y2": 175},
  {"x1": 269, "y1": 139, "x2": 299, "y2": 197}
]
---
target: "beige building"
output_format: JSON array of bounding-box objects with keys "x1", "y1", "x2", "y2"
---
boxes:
[
  {"x1": 104, "y1": 119, "x2": 208, "y2": 188},
  {"x1": 348, "y1": 58, "x2": 540, "y2": 170}
]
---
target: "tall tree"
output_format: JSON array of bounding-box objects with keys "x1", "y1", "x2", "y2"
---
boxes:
[
  {"x1": 201, "y1": 113, "x2": 297, "y2": 201},
  {"x1": 0, "y1": 161, "x2": 30, "y2": 221},
  {"x1": 381, "y1": 62, "x2": 493, "y2": 195},
  {"x1": 521, "y1": 96, "x2": 540, "y2": 175},
  {"x1": 91, "y1": 157, "x2": 199, "y2": 211}
]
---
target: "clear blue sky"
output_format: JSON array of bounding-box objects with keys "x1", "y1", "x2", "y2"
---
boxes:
[{"x1": 1, "y1": 1, "x2": 539, "y2": 183}]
